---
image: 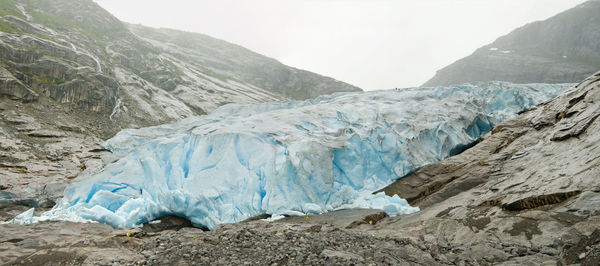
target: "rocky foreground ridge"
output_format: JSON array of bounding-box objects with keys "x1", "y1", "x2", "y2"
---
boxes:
[{"x1": 1, "y1": 70, "x2": 599, "y2": 265}]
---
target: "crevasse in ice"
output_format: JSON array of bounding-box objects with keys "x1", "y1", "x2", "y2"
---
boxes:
[{"x1": 26, "y1": 82, "x2": 570, "y2": 229}]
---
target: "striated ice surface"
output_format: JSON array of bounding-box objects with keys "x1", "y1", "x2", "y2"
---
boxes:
[{"x1": 16, "y1": 82, "x2": 571, "y2": 229}]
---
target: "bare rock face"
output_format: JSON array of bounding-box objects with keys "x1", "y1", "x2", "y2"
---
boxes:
[
  {"x1": 0, "y1": 0, "x2": 359, "y2": 134},
  {"x1": 1, "y1": 74, "x2": 599, "y2": 265},
  {"x1": 0, "y1": 66, "x2": 38, "y2": 102},
  {"x1": 379, "y1": 71, "x2": 600, "y2": 265},
  {"x1": 0, "y1": 98, "x2": 116, "y2": 209}
]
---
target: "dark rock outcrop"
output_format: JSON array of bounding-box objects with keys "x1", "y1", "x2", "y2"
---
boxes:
[{"x1": 0, "y1": 66, "x2": 38, "y2": 102}]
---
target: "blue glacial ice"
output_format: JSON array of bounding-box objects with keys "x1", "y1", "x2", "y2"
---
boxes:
[{"x1": 19, "y1": 82, "x2": 571, "y2": 229}]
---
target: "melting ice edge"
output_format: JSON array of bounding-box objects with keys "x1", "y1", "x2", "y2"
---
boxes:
[{"x1": 11, "y1": 82, "x2": 572, "y2": 229}]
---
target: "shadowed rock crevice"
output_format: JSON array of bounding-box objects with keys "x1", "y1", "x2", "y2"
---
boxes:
[
  {"x1": 563, "y1": 229, "x2": 600, "y2": 264},
  {"x1": 344, "y1": 211, "x2": 387, "y2": 229},
  {"x1": 0, "y1": 66, "x2": 39, "y2": 102},
  {"x1": 141, "y1": 215, "x2": 200, "y2": 233},
  {"x1": 551, "y1": 113, "x2": 599, "y2": 141},
  {"x1": 502, "y1": 191, "x2": 582, "y2": 211}
]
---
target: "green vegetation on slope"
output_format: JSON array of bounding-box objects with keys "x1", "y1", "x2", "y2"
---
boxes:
[{"x1": 0, "y1": 0, "x2": 25, "y2": 18}]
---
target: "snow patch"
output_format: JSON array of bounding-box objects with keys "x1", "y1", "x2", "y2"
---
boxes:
[
  {"x1": 15, "y1": 4, "x2": 32, "y2": 21},
  {"x1": 109, "y1": 98, "x2": 123, "y2": 121}
]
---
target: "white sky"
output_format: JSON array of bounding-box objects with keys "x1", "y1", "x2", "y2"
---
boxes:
[{"x1": 94, "y1": 0, "x2": 586, "y2": 90}]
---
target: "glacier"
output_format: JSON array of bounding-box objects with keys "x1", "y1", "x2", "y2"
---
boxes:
[{"x1": 15, "y1": 82, "x2": 571, "y2": 229}]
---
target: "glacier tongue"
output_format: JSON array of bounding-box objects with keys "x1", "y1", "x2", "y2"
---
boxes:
[{"x1": 25, "y1": 82, "x2": 570, "y2": 229}]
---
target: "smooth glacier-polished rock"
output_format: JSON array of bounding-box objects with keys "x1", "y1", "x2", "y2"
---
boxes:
[{"x1": 19, "y1": 82, "x2": 571, "y2": 229}]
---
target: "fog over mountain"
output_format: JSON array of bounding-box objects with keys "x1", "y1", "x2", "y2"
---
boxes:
[
  {"x1": 0, "y1": 0, "x2": 359, "y2": 197},
  {"x1": 94, "y1": 0, "x2": 587, "y2": 90},
  {"x1": 425, "y1": 0, "x2": 600, "y2": 86}
]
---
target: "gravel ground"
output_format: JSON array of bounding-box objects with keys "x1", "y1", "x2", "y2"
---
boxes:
[{"x1": 134, "y1": 224, "x2": 433, "y2": 265}]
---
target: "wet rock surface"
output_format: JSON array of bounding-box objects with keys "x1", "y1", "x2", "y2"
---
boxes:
[
  {"x1": 1, "y1": 72, "x2": 600, "y2": 265},
  {"x1": 378, "y1": 71, "x2": 600, "y2": 265},
  {"x1": 0, "y1": 99, "x2": 116, "y2": 207}
]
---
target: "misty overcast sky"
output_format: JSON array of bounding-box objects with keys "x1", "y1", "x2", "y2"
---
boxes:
[{"x1": 94, "y1": 0, "x2": 586, "y2": 91}]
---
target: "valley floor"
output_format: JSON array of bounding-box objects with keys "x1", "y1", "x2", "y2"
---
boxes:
[
  {"x1": 1, "y1": 206, "x2": 599, "y2": 265},
  {"x1": 1, "y1": 72, "x2": 599, "y2": 265}
]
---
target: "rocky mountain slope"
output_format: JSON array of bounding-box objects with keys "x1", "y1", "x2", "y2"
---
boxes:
[
  {"x1": 1, "y1": 73, "x2": 598, "y2": 265},
  {"x1": 0, "y1": 0, "x2": 360, "y2": 131},
  {"x1": 0, "y1": 0, "x2": 360, "y2": 202},
  {"x1": 424, "y1": 0, "x2": 600, "y2": 87},
  {"x1": 377, "y1": 71, "x2": 600, "y2": 264}
]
